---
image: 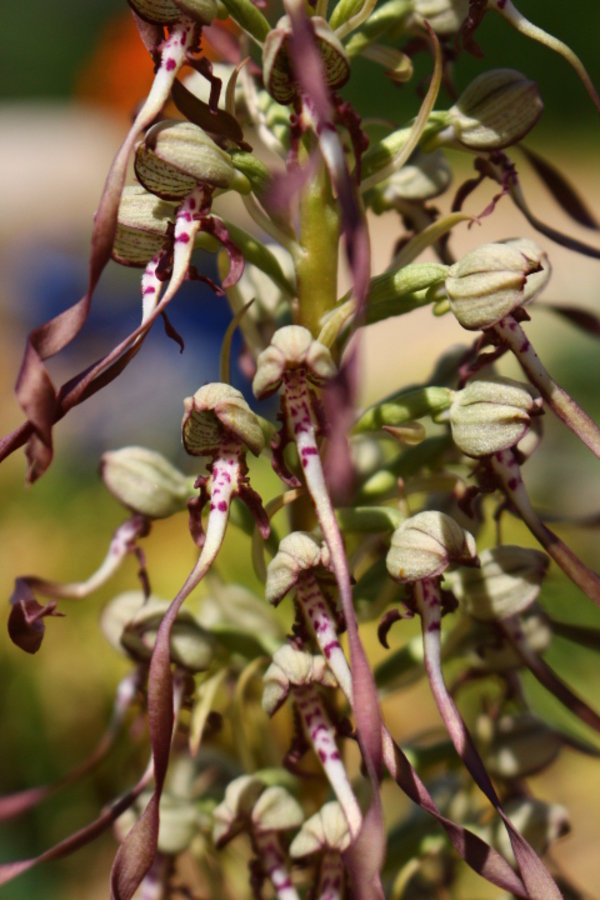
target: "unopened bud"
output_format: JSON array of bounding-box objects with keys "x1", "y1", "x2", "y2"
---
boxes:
[
  {"x1": 412, "y1": 0, "x2": 469, "y2": 36},
  {"x1": 101, "y1": 592, "x2": 216, "y2": 672},
  {"x1": 128, "y1": 0, "x2": 217, "y2": 25},
  {"x1": 112, "y1": 185, "x2": 176, "y2": 267},
  {"x1": 289, "y1": 801, "x2": 351, "y2": 857},
  {"x1": 445, "y1": 241, "x2": 542, "y2": 330},
  {"x1": 447, "y1": 545, "x2": 548, "y2": 621},
  {"x1": 262, "y1": 645, "x2": 336, "y2": 715},
  {"x1": 262, "y1": 16, "x2": 349, "y2": 104},
  {"x1": 386, "y1": 511, "x2": 477, "y2": 583},
  {"x1": 101, "y1": 446, "x2": 191, "y2": 518},
  {"x1": 447, "y1": 69, "x2": 543, "y2": 150},
  {"x1": 212, "y1": 775, "x2": 303, "y2": 846},
  {"x1": 266, "y1": 532, "x2": 330, "y2": 606},
  {"x1": 182, "y1": 383, "x2": 265, "y2": 457},
  {"x1": 449, "y1": 376, "x2": 542, "y2": 458},
  {"x1": 479, "y1": 712, "x2": 561, "y2": 779},
  {"x1": 253, "y1": 326, "x2": 337, "y2": 399},
  {"x1": 373, "y1": 150, "x2": 451, "y2": 208},
  {"x1": 135, "y1": 120, "x2": 251, "y2": 200}
]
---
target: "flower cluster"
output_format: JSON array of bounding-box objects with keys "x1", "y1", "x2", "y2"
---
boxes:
[{"x1": 2, "y1": 0, "x2": 600, "y2": 897}]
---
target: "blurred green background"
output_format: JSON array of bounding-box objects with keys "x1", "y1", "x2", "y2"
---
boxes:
[{"x1": 1, "y1": 1, "x2": 600, "y2": 897}]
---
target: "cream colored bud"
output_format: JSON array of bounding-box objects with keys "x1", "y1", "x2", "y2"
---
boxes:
[
  {"x1": 502, "y1": 238, "x2": 551, "y2": 302},
  {"x1": 412, "y1": 0, "x2": 469, "y2": 35},
  {"x1": 135, "y1": 120, "x2": 250, "y2": 200},
  {"x1": 182, "y1": 383, "x2": 265, "y2": 457},
  {"x1": 289, "y1": 801, "x2": 351, "y2": 857},
  {"x1": 479, "y1": 713, "x2": 561, "y2": 779},
  {"x1": 446, "y1": 242, "x2": 541, "y2": 330},
  {"x1": 262, "y1": 16, "x2": 349, "y2": 104},
  {"x1": 251, "y1": 785, "x2": 304, "y2": 833},
  {"x1": 447, "y1": 545, "x2": 548, "y2": 621},
  {"x1": 262, "y1": 645, "x2": 337, "y2": 715},
  {"x1": 101, "y1": 446, "x2": 191, "y2": 518},
  {"x1": 448, "y1": 69, "x2": 543, "y2": 150},
  {"x1": 112, "y1": 185, "x2": 176, "y2": 267},
  {"x1": 386, "y1": 511, "x2": 477, "y2": 583},
  {"x1": 212, "y1": 775, "x2": 302, "y2": 846},
  {"x1": 449, "y1": 376, "x2": 542, "y2": 458},
  {"x1": 212, "y1": 775, "x2": 265, "y2": 846},
  {"x1": 156, "y1": 793, "x2": 202, "y2": 854},
  {"x1": 375, "y1": 150, "x2": 452, "y2": 207},
  {"x1": 101, "y1": 592, "x2": 216, "y2": 671},
  {"x1": 252, "y1": 326, "x2": 337, "y2": 399},
  {"x1": 266, "y1": 532, "x2": 330, "y2": 606}
]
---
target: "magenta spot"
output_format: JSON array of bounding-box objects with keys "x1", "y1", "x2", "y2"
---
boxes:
[
  {"x1": 218, "y1": 500, "x2": 227, "y2": 512},
  {"x1": 209, "y1": 503, "x2": 215, "y2": 511},
  {"x1": 330, "y1": 751, "x2": 340, "y2": 760},
  {"x1": 176, "y1": 232, "x2": 190, "y2": 244},
  {"x1": 427, "y1": 621, "x2": 441, "y2": 632},
  {"x1": 318, "y1": 749, "x2": 328, "y2": 762},
  {"x1": 507, "y1": 477, "x2": 519, "y2": 490},
  {"x1": 165, "y1": 57, "x2": 177, "y2": 71},
  {"x1": 312, "y1": 723, "x2": 327, "y2": 736},
  {"x1": 323, "y1": 640, "x2": 340, "y2": 658},
  {"x1": 301, "y1": 447, "x2": 318, "y2": 456},
  {"x1": 142, "y1": 285, "x2": 156, "y2": 295},
  {"x1": 189, "y1": 198, "x2": 196, "y2": 210},
  {"x1": 519, "y1": 339, "x2": 530, "y2": 353}
]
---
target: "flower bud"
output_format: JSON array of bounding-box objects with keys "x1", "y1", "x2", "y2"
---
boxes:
[
  {"x1": 478, "y1": 712, "x2": 562, "y2": 779},
  {"x1": 448, "y1": 69, "x2": 543, "y2": 150},
  {"x1": 447, "y1": 545, "x2": 548, "y2": 621},
  {"x1": 262, "y1": 16, "x2": 350, "y2": 105},
  {"x1": 212, "y1": 776, "x2": 303, "y2": 846},
  {"x1": 289, "y1": 801, "x2": 351, "y2": 858},
  {"x1": 502, "y1": 237, "x2": 551, "y2": 302},
  {"x1": 135, "y1": 120, "x2": 251, "y2": 200},
  {"x1": 449, "y1": 376, "x2": 542, "y2": 458},
  {"x1": 386, "y1": 511, "x2": 477, "y2": 583},
  {"x1": 101, "y1": 592, "x2": 217, "y2": 671},
  {"x1": 101, "y1": 446, "x2": 191, "y2": 518},
  {"x1": 445, "y1": 241, "x2": 542, "y2": 330},
  {"x1": 155, "y1": 793, "x2": 202, "y2": 854},
  {"x1": 182, "y1": 383, "x2": 265, "y2": 457},
  {"x1": 373, "y1": 150, "x2": 452, "y2": 208},
  {"x1": 112, "y1": 185, "x2": 176, "y2": 267},
  {"x1": 128, "y1": 0, "x2": 217, "y2": 25},
  {"x1": 262, "y1": 645, "x2": 337, "y2": 715},
  {"x1": 468, "y1": 610, "x2": 552, "y2": 672},
  {"x1": 412, "y1": 0, "x2": 469, "y2": 36},
  {"x1": 266, "y1": 532, "x2": 330, "y2": 606},
  {"x1": 252, "y1": 326, "x2": 337, "y2": 399}
]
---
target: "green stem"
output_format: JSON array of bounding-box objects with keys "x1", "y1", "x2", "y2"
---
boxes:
[{"x1": 294, "y1": 157, "x2": 340, "y2": 336}]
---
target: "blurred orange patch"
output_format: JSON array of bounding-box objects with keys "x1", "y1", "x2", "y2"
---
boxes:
[{"x1": 76, "y1": 11, "x2": 239, "y2": 120}]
